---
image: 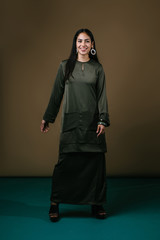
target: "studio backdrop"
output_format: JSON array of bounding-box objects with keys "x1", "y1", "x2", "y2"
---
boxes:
[{"x1": 1, "y1": 0, "x2": 160, "y2": 176}]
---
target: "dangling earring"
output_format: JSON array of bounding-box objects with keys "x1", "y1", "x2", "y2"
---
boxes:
[{"x1": 90, "y1": 48, "x2": 96, "y2": 55}]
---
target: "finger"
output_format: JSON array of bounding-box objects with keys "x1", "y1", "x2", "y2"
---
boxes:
[
  {"x1": 40, "y1": 120, "x2": 46, "y2": 131},
  {"x1": 100, "y1": 125, "x2": 105, "y2": 133},
  {"x1": 45, "y1": 123, "x2": 49, "y2": 131},
  {"x1": 96, "y1": 125, "x2": 100, "y2": 133},
  {"x1": 101, "y1": 129, "x2": 105, "y2": 135},
  {"x1": 97, "y1": 127, "x2": 103, "y2": 137},
  {"x1": 40, "y1": 124, "x2": 44, "y2": 132},
  {"x1": 97, "y1": 130, "x2": 102, "y2": 137},
  {"x1": 44, "y1": 126, "x2": 50, "y2": 133},
  {"x1": 98, "y1": 125, "x2": 106, "y2": 136},
  {"x1": 40, "y1": 123, "x2": 49, "y2": 133},
  {"x1": 101, "y1": 128, "x2": 105, "y2": 134}
]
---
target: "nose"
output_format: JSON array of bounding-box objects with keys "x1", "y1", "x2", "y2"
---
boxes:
[{"x1": 81, "y1": 40, "x2": 85, "y2": 46}]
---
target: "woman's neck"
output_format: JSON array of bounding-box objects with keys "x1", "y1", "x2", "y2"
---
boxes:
[{"x1": 77, "y1": 54, "x2": 90, "y2": 62}]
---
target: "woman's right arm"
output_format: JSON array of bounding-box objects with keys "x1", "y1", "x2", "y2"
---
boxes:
[{"x1": 41, "y1": 61, "x2": 65, "y2": 133}]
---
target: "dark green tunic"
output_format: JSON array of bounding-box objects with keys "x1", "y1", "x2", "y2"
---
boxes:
[{"x1": 43, "y1": 58, "x2": 110, "y2": 153}]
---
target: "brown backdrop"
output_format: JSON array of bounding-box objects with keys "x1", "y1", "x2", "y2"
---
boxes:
[{"x1": 1, "y1": 0, "x2": 160, "y2": 176}]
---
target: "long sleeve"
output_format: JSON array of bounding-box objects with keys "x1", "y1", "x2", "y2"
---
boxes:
[
  {"x1": 43, "y1": 62, "x2": 65, "y2": 123},
  {"x1": 96, "y1": 64, "x2": 110, "y2": 127}
]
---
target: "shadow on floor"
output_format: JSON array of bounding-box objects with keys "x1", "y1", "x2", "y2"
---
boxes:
[
  {"x1": 0, "y1": 199, "x2": 91, "y2": 221},
  {"x1": 0, "y1": 178, "x2": 160, "y2": 220}
]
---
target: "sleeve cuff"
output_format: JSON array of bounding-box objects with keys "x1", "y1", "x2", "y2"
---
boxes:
[
  {"x1": 97, "y1": 121, "x2": 108, "y2": 127},
  {"x1": 97, "y1": 118, "x2": 110, "y2": 127}
]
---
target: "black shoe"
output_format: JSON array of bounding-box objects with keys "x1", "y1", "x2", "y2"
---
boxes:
[
  {"x1": 49, "y1": 203, "x2": 59, "y2": 222},
  {"x1": 91, "y1": 205, "x2": 107, "y2": 219}
]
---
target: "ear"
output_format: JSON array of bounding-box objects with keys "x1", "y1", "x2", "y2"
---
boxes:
[{"x1": 91, "y1": 41, "x2": 94, "y2": 48}]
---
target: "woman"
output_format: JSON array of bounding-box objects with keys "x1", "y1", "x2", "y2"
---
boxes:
[{"x1": 40, "y1": 28, "x2": 110, "y2": 222}]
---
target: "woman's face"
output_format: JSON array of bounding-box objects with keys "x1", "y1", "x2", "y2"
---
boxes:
[{"x1": 76, "y1": 32, "x2": 94, "y2": 57}]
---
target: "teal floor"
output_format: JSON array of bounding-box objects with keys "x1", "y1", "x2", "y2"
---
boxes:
[{"x1": 0, "y1": 177, "x2": 160, "y2": 240}]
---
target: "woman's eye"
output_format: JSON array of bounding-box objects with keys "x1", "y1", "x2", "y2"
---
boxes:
[{"x1": 78, "y1": 40, "x2": 90, "y2": 43}]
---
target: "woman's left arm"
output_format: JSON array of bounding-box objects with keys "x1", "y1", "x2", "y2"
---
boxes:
[{"x1": 96, "y1": 64, "x2": 110, "y2": 136}]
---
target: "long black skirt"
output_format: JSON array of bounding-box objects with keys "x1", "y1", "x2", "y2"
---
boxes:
[{"x1": 50, "y1": 152, "x2": 107, "y2": 205}]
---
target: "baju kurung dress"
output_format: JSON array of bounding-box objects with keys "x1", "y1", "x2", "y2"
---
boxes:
[{"x1": 43, "y1": 58, "x2": 110, "y2": 205}]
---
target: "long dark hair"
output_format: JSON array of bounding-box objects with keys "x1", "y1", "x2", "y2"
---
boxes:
[{"x1": 64, "y1": 28, "x2": 100, "y2": 81}]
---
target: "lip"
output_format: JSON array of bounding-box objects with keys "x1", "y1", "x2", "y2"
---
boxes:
[{"x1": 80, "y1": 48, "x2": 87, "y2": 51}]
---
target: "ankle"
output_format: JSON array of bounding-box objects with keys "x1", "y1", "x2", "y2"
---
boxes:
[{"x1": 51, "y1": 202, "x2": 58, "y2": 206}]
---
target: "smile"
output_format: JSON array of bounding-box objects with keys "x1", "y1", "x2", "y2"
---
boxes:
[{"x1": 80, "y1": 48, "x2": 87, "y2": 51}]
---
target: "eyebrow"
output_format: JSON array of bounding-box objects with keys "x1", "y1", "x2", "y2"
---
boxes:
[{"x1": 77, "y1": 38, "x2": 90, "y2": 40}]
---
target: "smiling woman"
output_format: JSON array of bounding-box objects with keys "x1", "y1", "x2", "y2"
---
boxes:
[
  {"x1": 76, "y1": 33, "x2": 93, "y2": 59},
  {"x1": 40, "y1": 28, "x2": 110, "y2": 222}
]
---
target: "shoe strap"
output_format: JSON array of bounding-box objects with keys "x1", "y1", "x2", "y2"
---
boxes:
[{"x1": 49, "y1": 204, "x2": 59, "y2": 214}]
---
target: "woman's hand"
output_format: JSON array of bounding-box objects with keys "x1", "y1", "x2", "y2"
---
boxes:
[
  {"x1": 96, "y1": 124, "x2": 106, "y2": 137},
  {"x1": 40, "y1": 120, "x2": 49, "y2": 133}
]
